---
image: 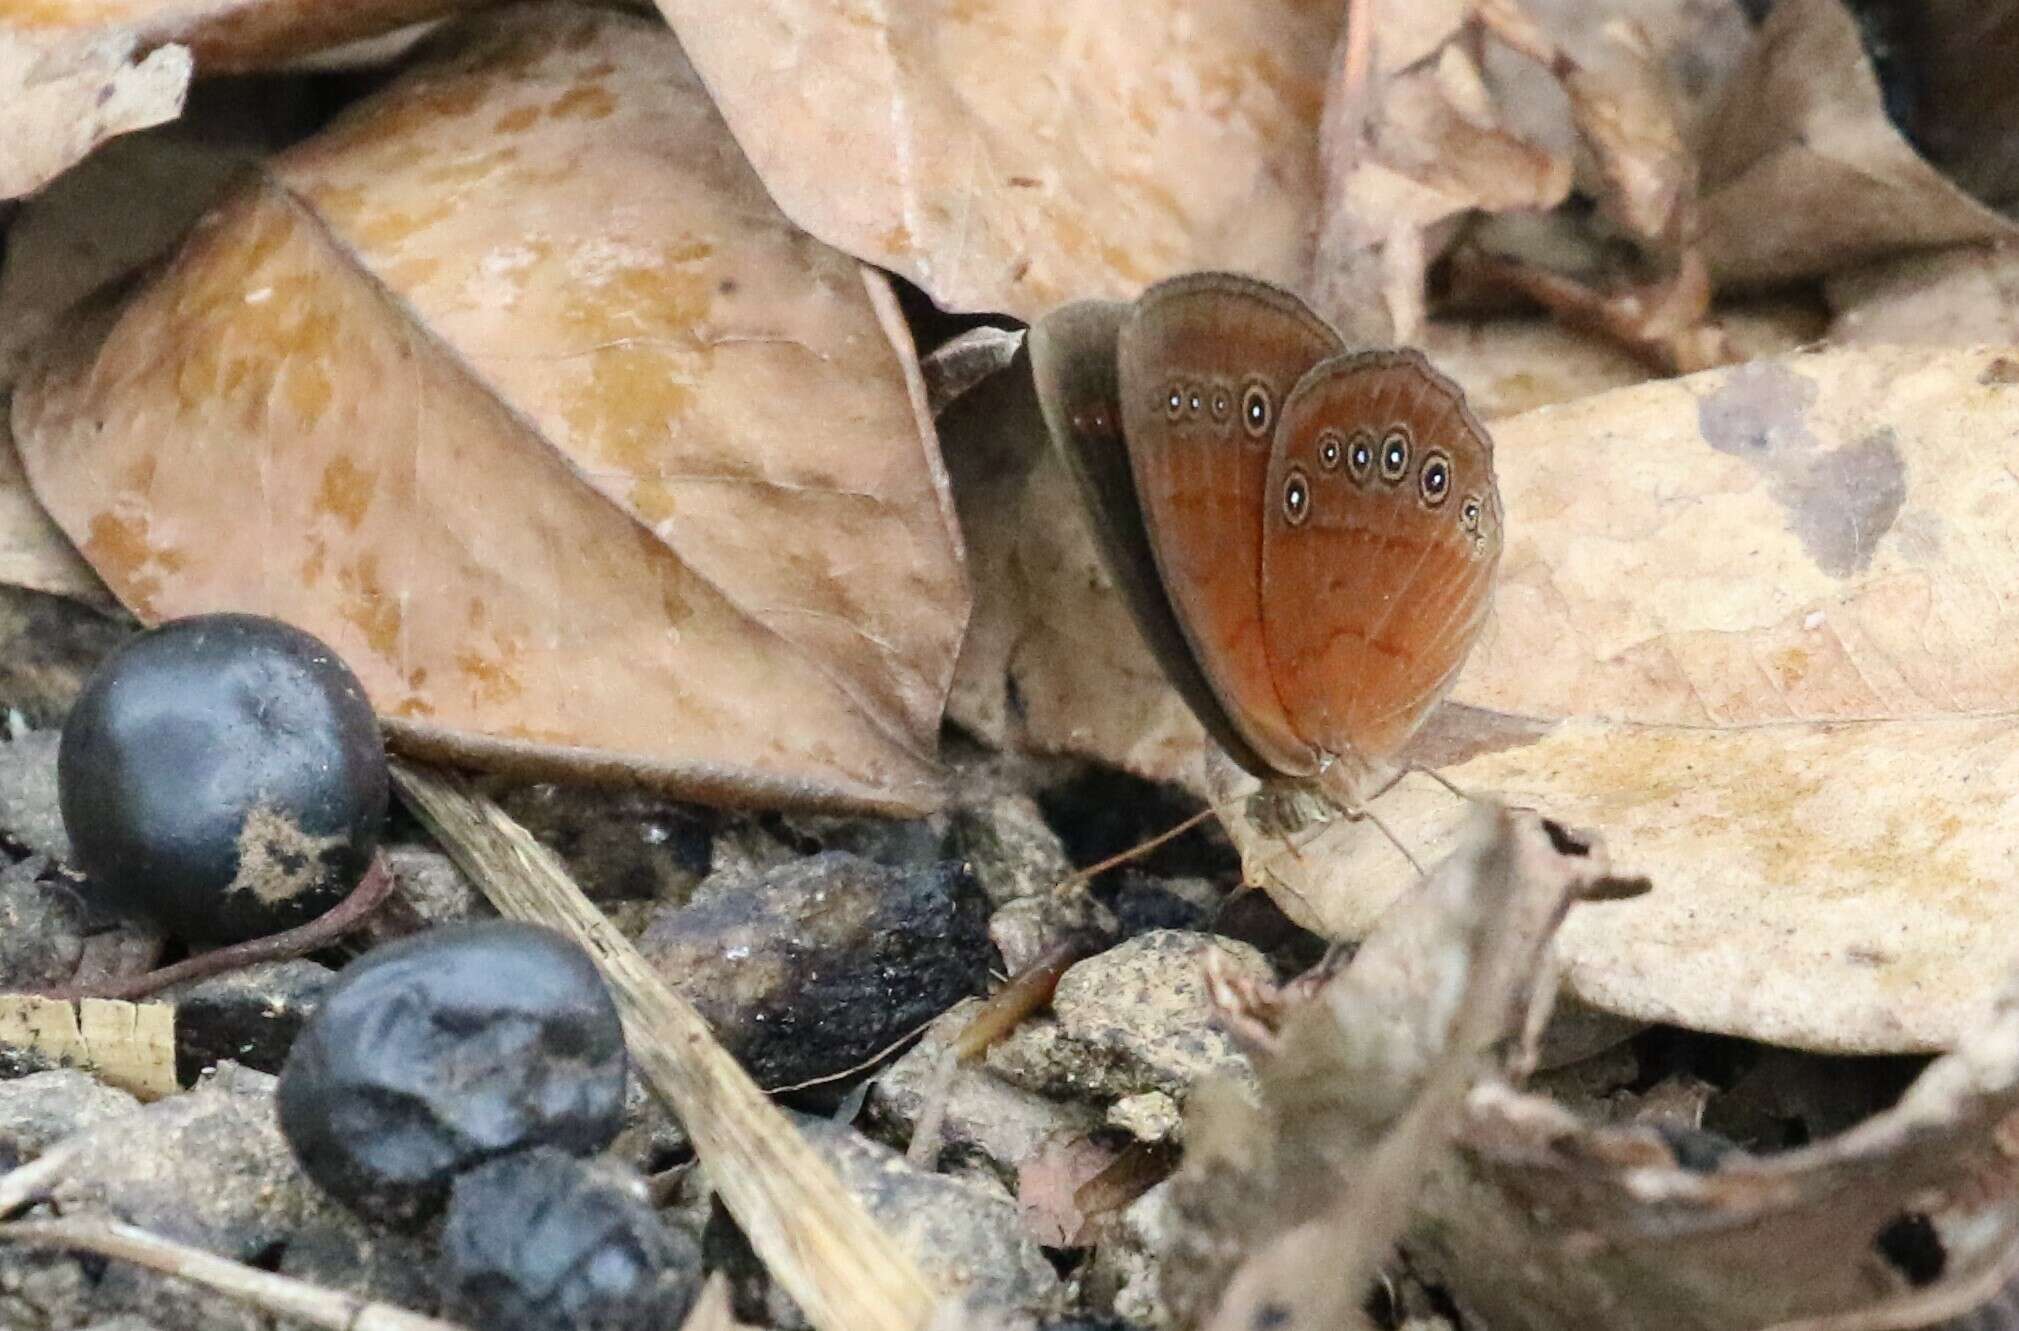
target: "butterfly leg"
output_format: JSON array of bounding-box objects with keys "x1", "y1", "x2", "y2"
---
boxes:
[{"x1": 1407, "y1": 763, "x2": 1476, "y2": 806}]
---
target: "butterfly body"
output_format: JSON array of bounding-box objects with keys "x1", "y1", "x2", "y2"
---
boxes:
[{"x1": 1031, "y1": 273, "x2": 1502, "y2": 809}]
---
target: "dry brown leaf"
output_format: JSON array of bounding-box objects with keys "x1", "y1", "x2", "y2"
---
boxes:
[
  {"x1": 1421, "y1": 300, "x2": 1822, "y2": 419},
  {"x1": 1456, "y1": 10, "x2": 1733, "y2": 373},
  {"x1": 1828, "y1": 241, "x2": 2019, "y2": 348},
  {"x1": 939, "y1": 355, "x2": 1207, "y2": 787},
  {"x1": 0, "y1": 995, "x2": 175, "y2": 1100},
  {"x1": 0, "y1": 0, "x2": 494, "y2": 74},
  {"x1": 1313, "y1": 15, "x2": 1573, "y2": 344},
  {"x1": 649, "y1": 0, "x2": 1338, "y2": 321},
  {"x1": 1409, "y1": 967, "x2": 2019, "y2": 1331},
  {"x1": 1700, "y1": 0, "x2": 2019, "y2": 288},
  {"x1": 0, "y1": 24, "x2": 189, "y2": 200},
  {"x1": 0, "y1": 130, "x2": 250, "y2": 390},
  {"x1": 1221, "y1": 344, "x2": 2019, "y2": 1055},
  {"x1": 14, "y1": 3, "x2": 968, "y2": 815},
  {"x1": 1168, "y1": 806, "x2": 1635, "y2": 1330},
  {"x1": 0, "y1": 422, "x2": 110, "y2": 606}
]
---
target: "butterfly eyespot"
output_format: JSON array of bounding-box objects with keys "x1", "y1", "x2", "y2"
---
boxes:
[
  {"x1": 1317, "y1": 431, "x2": 1344, "y2": 471},
  {"x1": 1211, "y1": 389, "x2": 1231, "y2": 420},
  {"x1": 1242, "y1": 382, "x2": 1273, "y2": 437},
  {"x1": 1420, "y1": 452, "x2": 1451, "y2": 506},
  {"x1": 1347, "y1": 429, "x2": 1375, "y2": 482},
  {"x1": 1188, "y1": 390, "x2": 1203, "y2": 415},
  {"x1": 1379, "y1": 428, "x2": 1410, "y2": 482},
  {"x1": 1282, "y1": 469, "x2": 1312, "y2": 525},
  {"x1": 1165, "y1": 385, "x2": 1184, "y2": 419},
  {"x1": 1462, "y1": 497, "x2": 1482, "y2": 531}
]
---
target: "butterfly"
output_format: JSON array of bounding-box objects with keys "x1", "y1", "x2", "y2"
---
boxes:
[{"x1": 1029, "y1": 272, "x2": 1502, "y2": 813}]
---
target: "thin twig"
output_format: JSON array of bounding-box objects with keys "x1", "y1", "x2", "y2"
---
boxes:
[
  {"x1": 26, "y1": 853, "x2": 396, "y2": 1003},
  {"x1": 0, "y1": 1216, "x2": 463, "y2": 1331},
  {"x1": 1052, "y1": 805, "x2": 1218, "y2": 891},
  {"x1": 0, "y1": 1136, "x2": 88, "y2": 1219}
]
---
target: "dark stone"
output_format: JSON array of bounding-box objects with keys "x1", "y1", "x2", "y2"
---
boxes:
[
  {"x1": 0, "y1": 586, "x2": 133, "y2": 731},
  {"x1": 487, "y1": 780, "x2": 714, "y2": 906},
  {"x1": 640, "y1": 851, "x2": 992, "y2": 1089},
  {"x1": 1104, "y1": 870, "x2": 1216, "y2": 937},
  {"x1": 58, "y1": 614, "x2": 387, "y2": 943},
  {"x1": 277, "y1": 921, "x2": 628, "y2": 1227},
  {"x1": 0, "y1": 1070, "x2": 138, "y2": 1173},
  {"x1": 0, "y1": 855, "x2": 88, "y2": 989},
  {"x1": 0, "y1": 729, "x2": 70, "y2": 861},
  {"x1": 163, "y1": 958, "x2": 333, "y2": 1081},
  {"x1": 440, "y1": 1149, "x2": 702, "y2": 1331},
  {"x1": 768, "y1": 809, "x2": 951, "y2": 868},
  {"x1": 1, "y1": 1065, "x2": 430, "y2": 1329}
]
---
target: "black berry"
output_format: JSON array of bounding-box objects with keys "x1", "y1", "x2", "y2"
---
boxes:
[
  {"x1": 440, "y1": 1149, "x2": 701, "y2": 1331},
  {"x1": 58, "y1": 613, "x2": 387, "y2": 943},
  {"x1": 277, "y1": 921, "x2": 628, "y2": 1227}
]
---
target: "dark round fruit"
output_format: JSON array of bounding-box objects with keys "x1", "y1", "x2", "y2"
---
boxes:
[
  {"x1": 58, "y1": 613, "x2": 387, "y2": 943},
  {"x1": 440, "y1": 1149, "x2": 701, "y2": 1331},
  {"x1": 277, "y1": 921, "x2": 628, "y2": 1227}
]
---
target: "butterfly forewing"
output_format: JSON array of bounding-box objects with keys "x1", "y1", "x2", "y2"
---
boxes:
[
  {"x1": 1116, "y1": 274, "x2": 1343, "y2": 778},
  {"x1": 1260, "y1": 350, "x2": 1503, "y2": 779},
  {"x1": 1029, "y1": 300, "x2": 1274, "y2": 776}
]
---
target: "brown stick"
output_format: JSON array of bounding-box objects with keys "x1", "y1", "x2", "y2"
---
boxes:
[
  {"x1": 0, "y1": 1215, "x2": 462, "y2": 1331},
  {"x1": 25, "y1": 852, "x2": 395, "y2": 1003}
]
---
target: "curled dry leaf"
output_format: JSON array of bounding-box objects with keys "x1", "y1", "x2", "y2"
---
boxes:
[
  {"x1": 14, "y1": 3, "x2": 968, "y2": 815},
  {"x1": 649, "y1": 0, "x2": 1338, "y2": 321},
  {"x1": 1458, "y1": 8, "x2": 1733, "y2": 373},
  {"x1": 0, "y1": 23, "x2": 189, "y2": 200},
  {"x1": 1224, "y1": 344, "x2": 2019, "y2": 1055},
  {"x1": 1166, "y1": 806, "x2": 1634, "y2": 1330},
  {"x1": 1409, "y1": 969, "x2": 2019, "y2": 1331},
  {"x1": 1700, "y1": 0, "x2": 2019, "y2": 288},
  {"x1": 1312, "y1": 5, "x2": 1573, "y2": 344},
  {"x1": 1, "y1": 0, "x2": 494, "y2": 74}
]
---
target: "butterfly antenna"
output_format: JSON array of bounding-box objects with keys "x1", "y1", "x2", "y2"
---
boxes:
[{"x1": 1051, "y1": 795, "x2": 1249, "y2": 892}]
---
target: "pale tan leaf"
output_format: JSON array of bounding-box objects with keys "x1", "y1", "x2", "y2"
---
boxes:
[
  {"x1": 649, "y1": 0, "x2": 1338, "y2": 321},
  {"x1": 1423, "y1": 302, "x2": 1823, "y2": 418},
  {"x1": 1700, "y1": 0, "x2": 2019, "y2": 287},
  {"x1": 14, "y1": 5, "x2": 967, "y2": 814},
  {"x1": 0, "y1": 421, "x2": 111, "y2": 606},
  {"x1": 0, "y1": 0, "x2": 496, "y2": 74},
  {"x1": 1224, "y1": 344, "x2": 2019, "y2": 1055},
  {"x1": 1828, "y1": 241, "x2": 2019, "y2": 348},
  {"x1": 1313, "y1": 27, "x2": 1573, "y2": 344},
  {"x1": 939, "y1": 363, "x2": 1207, "y2": 788},
  {"x1": 0, "y1": 25, "x2": 189, "y2": 200},
  {"x1": 0, "y1": 131, "x2": 249, "y2": 391},
  {"x1": 0, "y1": 995, "x2": 175, "y2": 1100}
]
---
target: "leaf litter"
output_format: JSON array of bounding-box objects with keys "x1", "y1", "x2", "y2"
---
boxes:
[{"x1": 6, "y1": 1, "x2": 2019, "y2": 1329}]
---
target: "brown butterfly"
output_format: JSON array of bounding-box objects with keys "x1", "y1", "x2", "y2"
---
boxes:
[{"x1": 1029, "y1": 272, "x2": 1502, "y2": 812}]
